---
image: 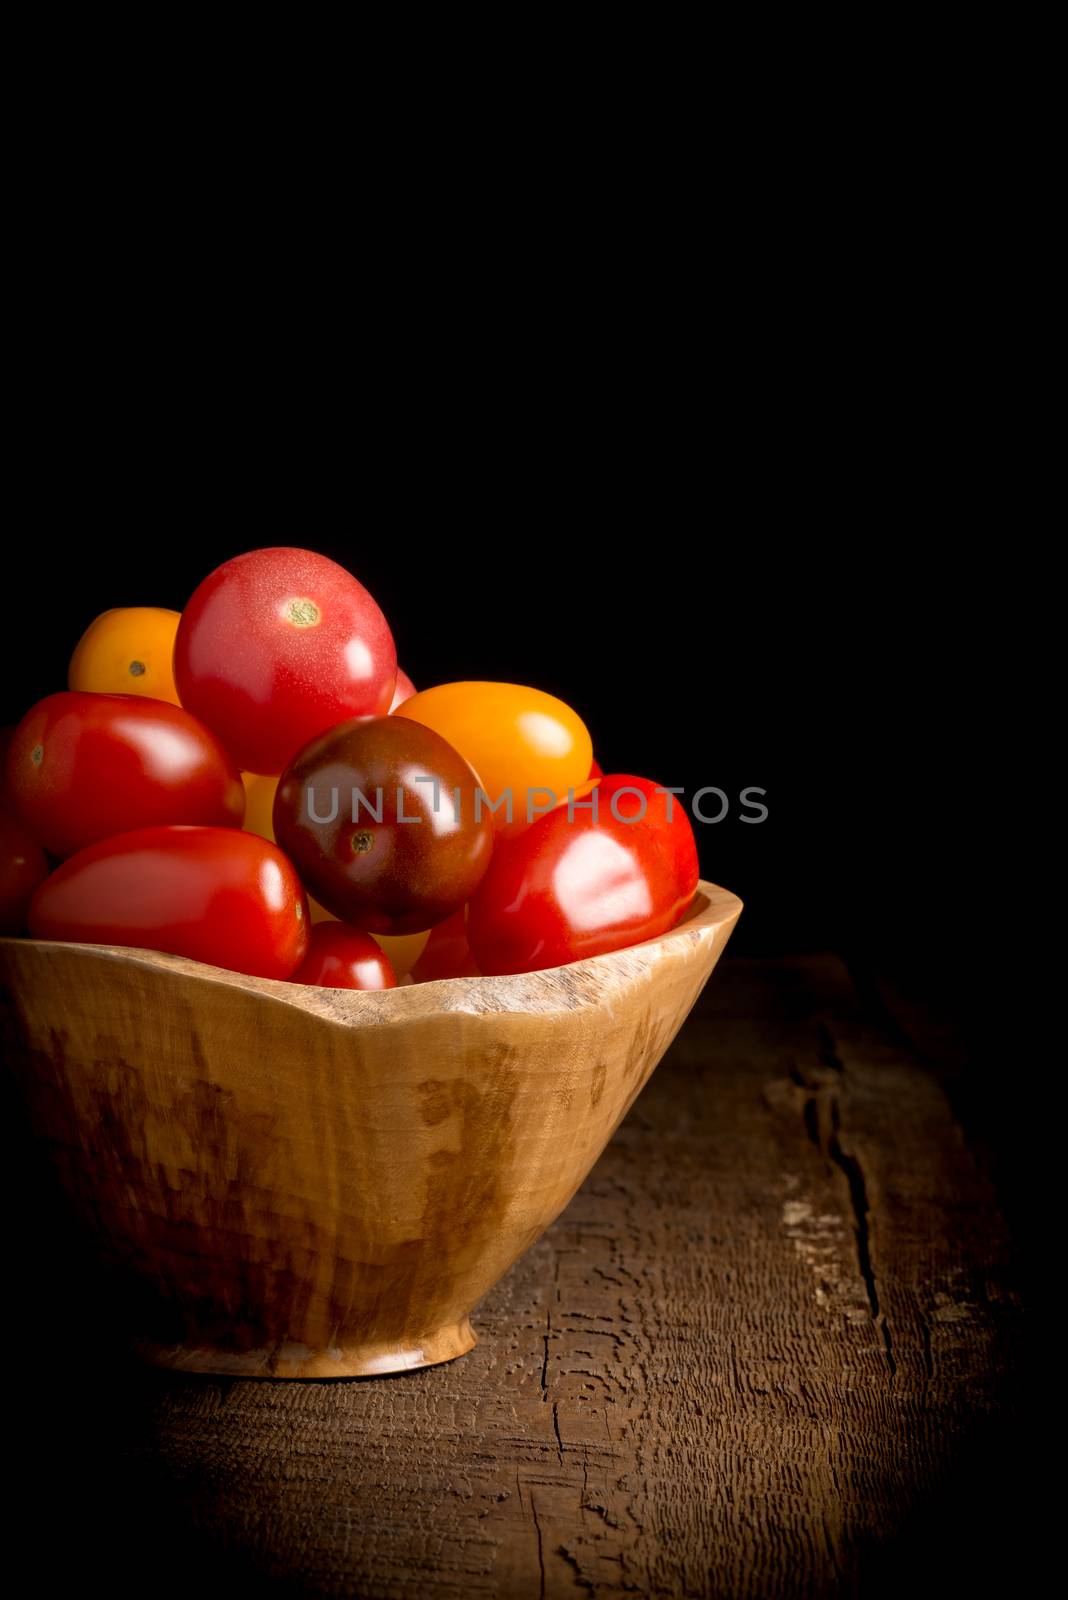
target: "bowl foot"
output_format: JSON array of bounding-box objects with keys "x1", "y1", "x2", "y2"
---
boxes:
[{"x1": 134, "y1": 1317, "x2": 477, "y2": 1379}]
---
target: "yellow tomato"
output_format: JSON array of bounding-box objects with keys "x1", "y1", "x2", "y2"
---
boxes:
[
  {"x1": 395, "y1": 682, "x2": 592, "y2": 837},
  {"x1": 241, "y1": 773, "x2": 278, "y2": 842},
  {"x1": 69, "y1": 607, "x2": 182, "y2": 703},
  {"x1": 308, "y1": 895, "x2": 429, "y2": 974}
]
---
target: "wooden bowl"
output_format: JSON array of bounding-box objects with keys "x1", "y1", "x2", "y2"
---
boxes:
[{"x1": 0, "y1": 881, "x2": 741, "y2": 1379}]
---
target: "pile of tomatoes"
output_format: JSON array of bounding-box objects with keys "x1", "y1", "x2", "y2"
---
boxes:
[{"x1": 0, "y1": 548, "x2": 699, "y2": 989}]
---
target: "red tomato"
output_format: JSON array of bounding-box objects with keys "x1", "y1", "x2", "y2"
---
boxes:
[
  {"x1": 28, "y1": 825, "x2": 308, "y2": 979},
  {"x1": 409, "y1": 908, "x2": 480, "y2": 981},
  {"x1": 290, "y1": 922, "x2": 397, "y2": 990},
  {"x1": 589, "y1": 757, "x2": 603, "y2": 779},
  {"x1": 0, "y1": 808, "x2": 49, "y2": 934},
  {"x1": 595, "y1": 774, "x2": 699, "y2": 904},
  {"x1": 467, "y1": 772, "x2": 697, "y2": 976},
  {"x1": 174, "y1": 548, "x2": 396, "y2": 774},
  {"x1": 5, "y1": 692, "x2": 245, "y2": 859},
  {"x1": 389, "y1": 668, "x2": 417, "y2": 712}
]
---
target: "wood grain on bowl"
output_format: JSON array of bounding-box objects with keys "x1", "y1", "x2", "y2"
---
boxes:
[{"x1": 0, "y1": 882, "x2": 741, "y2": 1378}]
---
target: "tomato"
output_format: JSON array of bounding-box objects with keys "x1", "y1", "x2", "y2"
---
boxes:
[
  {"x1": 69, "y1": 608, "x2": 182, "y2": 704},
  {"x1": 174, "y1": 548, "x2": 396, "y2": 774},
  {"x1": 28, "y1": 825, "x2": 308, "y2": 979},
  {"x1": 290, "y1": 922, "x2": 397, "y2": 990},
  {"x1": 467, "y1": 772, "x2": 698, "y2": 976},
  {"x1": 595, "y1": 774, "x2": 699, "y2": 905},
  {"x1": 0, "y1": 808, "x2": 49, "y2": 934},
  {"x1": 409, "y1": 908, "x2": 480, "y2": 981},
  {"x1": 389, "y1": 668, "x2": 417, "y2": 711},
  {"x1": 303, "y1": 890, "x2": 430, "y2": 975},
  {"x1": 237, "y1": 772, "x2": 426, "y2": 968},
  {"x1": 589, "y1": 757, "x2": 603, "y2": 780},
  {"x1": 273, "y1": 716, "x2": 493, "y2": 935},
  {"x1": 395, "y1": 682, "x2": 593, "y2": 839},
  {"x1": 5, "y1": 692, "x2": 245, "y2": 859}
]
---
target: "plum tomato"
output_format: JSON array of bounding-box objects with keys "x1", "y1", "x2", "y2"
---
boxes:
[
  {"x1": 467, "y1": 772, "x2": 698, "y2": 976},
  {"x1": 5, "y1": 692, "x2": 245, "y2": 859},
  {"x1": 174, "y1": 547, "x2": 397, "y2": 774},
  {"x1": 273, "y1": 716, "x2": 493, "y2": 936},
  {"x1": 389, "y1": 668, "x2": 417, "y2": 711},
  {"x1": 69, "y1": 607, "x2": 182, "y2": 704},
  {"x1": 28, "y1": 825, "x2": 309, "y2": 979},
  {"x1": 290, "y1": 922, "x2": 397, "y2": 990},
  {"x1": 0, "y1": 808, "x2": 49, "y2": 934},
  {"x1": 595, "y1": 774, "x2": 699, "y2": 905},
  {"x1": 394, "y1": 682, "x2": 592, "y2": 839}
]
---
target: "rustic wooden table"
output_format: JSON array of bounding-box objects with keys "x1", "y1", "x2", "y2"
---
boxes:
[{"x1": 8, "y1": 955, "x2": 1022, "y2": 1597}]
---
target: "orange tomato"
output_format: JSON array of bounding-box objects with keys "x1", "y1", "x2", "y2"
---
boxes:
[
  {"x1": 394, "y1": 682, "x2": 592, "y2": 838},
  {"x1": 69, "y1": 608, "x2": 181, "y2": 704}
]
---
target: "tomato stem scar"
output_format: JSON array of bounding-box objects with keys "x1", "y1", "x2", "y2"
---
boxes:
[
  {"x1": 287, "y1": 599, "x2": 321, "y2": 628},
  {"x1": 128, "y1": 660, "x2": 146, "y2": 676},
  {"x1": 352, "y1": 830, "x2": 375, "y2": 854},
  {"x1": 31, "y1": 744, "x2": 43, "y2": 766}
]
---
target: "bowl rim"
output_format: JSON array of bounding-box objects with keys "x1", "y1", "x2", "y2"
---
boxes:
[{"x1": 0, "y1": 880, "x2": 742, "y2": 1023}]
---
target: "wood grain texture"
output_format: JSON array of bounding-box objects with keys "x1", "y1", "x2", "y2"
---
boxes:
[
  {"x1": 1, "y1": 953, "x2": 1021, "y2": 1597},
  {"x1": 0, "y1": 883, "x2": 741, "y2": 1378}
]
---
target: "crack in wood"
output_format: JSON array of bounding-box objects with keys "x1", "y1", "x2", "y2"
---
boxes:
[{"x1": 790, "y1": 1026, "x2": 897, "y2": 1378}]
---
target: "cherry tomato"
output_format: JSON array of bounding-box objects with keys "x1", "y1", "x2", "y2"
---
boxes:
[
  {"x1": 273, "y1": 716, "x2": 493, "y2": 935},
  {"x1": 0, "y1": 808, "x2": 49, "y2": 934},
  {"x1": 394, "y1": 682, "x2": 592, "y2": 839},
  {"x1": 174, "y1": 548, "x2": 396, "y2": 774},
  {"x1": 290, "y1": 922, "x2": 397, "y2": 990},
  {"x1": 467, "y1": 772, "x2": 697, "y2": 976},
  {"x1": 69, "y1": 608, "x2": 182, "y2": 704},
  {"x1": 303, "y1": 893, "x2": 430, "y2": 974},
  {"x1": 389, "y1": 668, "x2": 417, "y2": 711},
  {"x1": 6, "y1": 692, "x2": 245, "y2": 859},
  {"x1": 409, "y1": 908, "x2": 480, "y2": 981},
  {"x1": 28, "y1": 825, "x2": 308, "y2": 979},
  {"x1": 240, "y1": 774, "x2": 426, "y2": 966},
  {"x1": 595, "y1": 774, "x2": 699, "y2": 904}
]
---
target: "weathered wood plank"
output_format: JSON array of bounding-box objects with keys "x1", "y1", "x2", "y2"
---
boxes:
[{"x1": 4, "y1": 955, "x2": 1020, "y2": 1597}]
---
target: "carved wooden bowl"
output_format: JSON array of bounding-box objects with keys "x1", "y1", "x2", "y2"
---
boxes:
[{"x1": 0, "y1": 882, "x2": 741, "y2": 1379}]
